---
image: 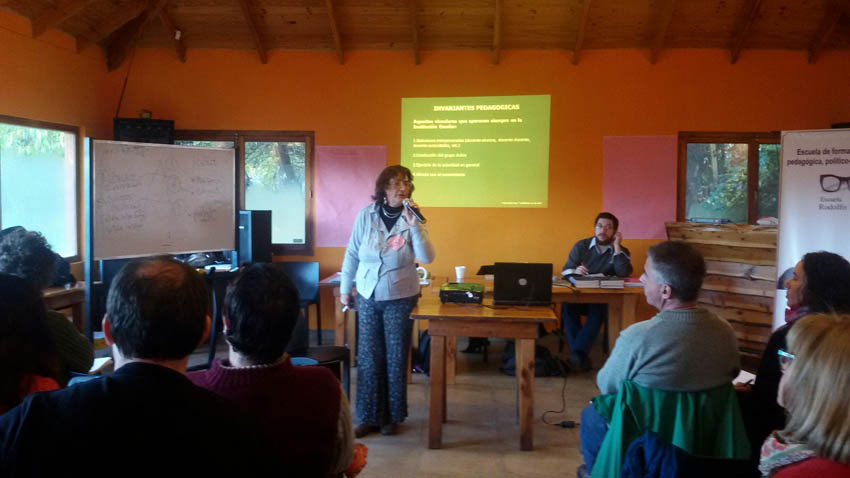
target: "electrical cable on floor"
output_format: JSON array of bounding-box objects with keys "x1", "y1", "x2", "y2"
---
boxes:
[{"x1": 541, "y1": 359, "x2": 579, "y2": 429}]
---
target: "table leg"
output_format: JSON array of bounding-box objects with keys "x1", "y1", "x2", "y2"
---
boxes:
[
  {"x1": 71, "y1": 303, "x2": 85, "y2": 334},
  {"x1": 607, "y1": 298, "x2": 623, "y2": 353},
  {"x1": 348, "y1": 309, "x2": 357, "y2": 367},
  {"x1": 622, "y1": 294, "x2": 638, "y2": 329},
  {"x1": 517, "y1": 338, "x2": 535, "y2": 451},
  {"x1": 446, "y1": 336, "x2": 457, "y2": 385},
  {"x1": 429, "y1": 334, "x2": 446, "y2": 449},
  {"x1": 334, "y1": 291, "x2": 345, "y2": 347}
]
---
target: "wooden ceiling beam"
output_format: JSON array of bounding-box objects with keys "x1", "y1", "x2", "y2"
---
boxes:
[
  {"x1": 649, "y1": 0, "x2": 677, "y2": 64},
  {"x1": 571, "y1": 0, "x2": 593, "y2": 65},
  {"x1": 408, "y1": 0, "x2": 420, "y2": 65},
  {"x1": 32, "y1": 0, "x2": 97, "y2": 38},
  {"x1": 106, "y1": 0, "x2": 167, "y2": 71},
  {"x1": 491, "y1": 0, "x2": 502, "y2": 65},
  {"x1": 159, "y1": 6, "x2": 186, "y2": 63},
  {"x1": 729, "y1": 0, "x2": 763, "y2": 64},
  {"x1": 237, "y1": 0, "x2": 267, "y2": 64},
  {"x1": 76, "y1": 0, "x2": 146, "y2": 52},
  {"x1": 807, "y1": 0, "x2": 844, "y2": 64},
  {"x1": 325, "y1": 0, "x2": 344, "y2": 65}
]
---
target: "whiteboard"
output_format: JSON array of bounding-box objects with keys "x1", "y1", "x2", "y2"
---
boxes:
[{"x1": 93, "y1": 140, "x2": 235, "y2": 260}]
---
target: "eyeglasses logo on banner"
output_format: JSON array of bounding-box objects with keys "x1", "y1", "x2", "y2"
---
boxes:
[{"x1": 820, "y1": 175, "x2": 850, "y2": 193}]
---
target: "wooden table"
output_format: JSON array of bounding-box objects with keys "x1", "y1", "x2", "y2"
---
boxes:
[
  {"x1": 551, "y1": 284, "x2": 644, "y2": 352},
  {"x1": 411, "y1": 294, "x2": 557, "y2": 451},
  {"x1": 43, "y1": 283, "x2": 86, "y2": 333}
]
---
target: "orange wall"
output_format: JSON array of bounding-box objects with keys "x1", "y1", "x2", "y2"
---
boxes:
[
  {"x1": 113, "y1": 48, "x2": 850, "y2": 282},
  {"x1": 112, "y1": 47, "x2": 850, "y2": 323},
  {"x1": 4, "y1": 7, "x2": 850, "y2": 322},
  {"x1": 0, "y1": 10, "x2": 120, "y2": 137}
]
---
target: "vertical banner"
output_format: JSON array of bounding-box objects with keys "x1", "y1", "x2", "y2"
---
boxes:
[{"x1": 775, "y1": 129, "x2": 850, "y2": 328}]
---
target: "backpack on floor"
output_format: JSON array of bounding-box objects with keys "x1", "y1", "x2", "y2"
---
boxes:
[{"x1": 500, "y1": 341, "x2": 567, "y2": 377}]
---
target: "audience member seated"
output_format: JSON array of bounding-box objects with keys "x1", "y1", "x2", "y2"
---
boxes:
[
  {"x1": 0, "y1": 228, "x2": 93, "y2": 382},
  {"x1": 189, "y1": 263, "x2": 354, "y2": 477},
  {"x1": 580, "y1": 241, "x2": 741, "y2": 477},
  {"x1": 743, "y1": 252, "x2": 850, "y2": 454},
  {"x1": 0, "y1": 258, "x2": 280, "y2": 475},
  {"x1": 759, "y1": 314, "x2": 850, "y2": 477},
  {"x1": 0, "y1": 274, "x2": 60, "y2": 414}
]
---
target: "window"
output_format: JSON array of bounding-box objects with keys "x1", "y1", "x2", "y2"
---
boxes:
[
  {"x1": 0, "y1": 115, "x2": 79, "y2": 259},
  {"x1": 175, "y1": 130, "x2": 314, "y2": 255},
  {"x1": 678, "y1": 132, "x2": 780, "y2": 224}
]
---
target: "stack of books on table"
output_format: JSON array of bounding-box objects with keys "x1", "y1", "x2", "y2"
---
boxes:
[
  {"x1": 624, "y1": 277, "x2": 644, "y2": 288},
  {"x1": 599, "y1": 277, "x2": 625, "y2": 289},
  {"x1": 567, "y1": 274, "x2": 626, "y2": 289},
  {"x1": 568, "y1": 275, "x2": 602, "y2": 288}
]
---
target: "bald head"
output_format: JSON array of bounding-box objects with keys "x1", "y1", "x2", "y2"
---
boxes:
[{"x1": 106, "y1": 258, "x2": 209, "y2": 361}]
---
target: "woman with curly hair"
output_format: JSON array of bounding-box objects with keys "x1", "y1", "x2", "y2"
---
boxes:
[
  {"x1": 0, "y1": 273, "x2": 61, "y2": 414},
  {"x1": 0, "y1": 228, "x2": 93, "y2": 383}
]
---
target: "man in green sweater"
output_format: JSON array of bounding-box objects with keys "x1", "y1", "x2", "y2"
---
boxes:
[
  {"x1": 0, "y1": 228, "x2": 93, "y2": 383},
  {"x1": 579, "y1": 240, "x2": 741, "y2": 475}
]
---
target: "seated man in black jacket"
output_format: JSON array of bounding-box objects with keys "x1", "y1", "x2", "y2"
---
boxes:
[
  {"x1": 561, "y1": 212, "x2": 633, "y2": 371},
  {"x1": 0, "y1": 257, "x2": 280, "y2": 476}
]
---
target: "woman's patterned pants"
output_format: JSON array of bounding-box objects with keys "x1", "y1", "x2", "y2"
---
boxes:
[{"x1": 355, "y1": 293, "x2": 418, "y2": 426}]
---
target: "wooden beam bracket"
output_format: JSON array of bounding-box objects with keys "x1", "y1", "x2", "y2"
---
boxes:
[
  {"x1": 325, "y1": 0, "x2": 345, "y2": 65},
  {"x1": 238, "y1": 0, "x2": 268, "y2": 64},
  {"x1": 649, "y1": 0, "x2": 677, "y2": 64},
  {"x1": 571, "y1": 0, "x2": 593, "y2": 65},
  {"x1": 729, "y1": 0, "x2": 763, "y2": 64}
]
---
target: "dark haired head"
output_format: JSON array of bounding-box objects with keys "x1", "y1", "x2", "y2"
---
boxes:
[
  {"x1": 372, "y1": 165, "x2": 414, "y2": 204},
  {"x1": 223, "y1": 263, "x2": 301, "y2": 365},
  {"x1": 595, "y1": 212, "x2": 619, "y2": 231},
  {"x1": 106, "y1": 258, "x2": 210, "y2": 360},
  {"x1": 0, "y1": 273, "x2": 60, "y2": 411},
  {"x1": 648, "y1": 241, "x2": 706, "y2": 302},
  {"x1": 0, "y1": 228, "x2": 57, "y2": 289},
  {"x1": 800, "y1": 251, "x2": 850, "y2": 314}
]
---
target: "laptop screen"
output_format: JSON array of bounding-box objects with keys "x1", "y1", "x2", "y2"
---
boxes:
[{"x1": 493, "y1": 262, "x2": 553, "y2": 306}]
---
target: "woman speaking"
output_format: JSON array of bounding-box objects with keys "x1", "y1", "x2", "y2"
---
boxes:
[{"x1": 340, "y1": 165, "x2": 436, "y2": 438}]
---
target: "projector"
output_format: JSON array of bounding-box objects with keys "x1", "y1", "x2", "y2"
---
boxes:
[{"x1": 439, "y1": 282, "x2": 484, "y2": 304}]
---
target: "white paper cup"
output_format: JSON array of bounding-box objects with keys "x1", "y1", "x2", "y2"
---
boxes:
[{"x1": 455, "y1": 266, "x2": 466, "y2": 283}]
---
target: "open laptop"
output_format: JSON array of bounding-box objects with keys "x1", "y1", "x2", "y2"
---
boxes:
[{"x1": 493, "y1": 262, "x2": 553, "y2": 306}]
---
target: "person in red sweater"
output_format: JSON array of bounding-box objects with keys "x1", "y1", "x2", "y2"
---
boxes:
[
  {"x1": 759, "y1": 314, "x2": 850, "y2": 477},
  {"x1": 189, "y1": 263, "x2": 353, "y2": 477}
]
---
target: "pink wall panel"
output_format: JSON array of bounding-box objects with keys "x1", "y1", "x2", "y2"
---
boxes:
[
  {"x1": 315, "y1": 146, "x2": 387, "y2": 247},
  {"x1": 602, "y1": 136, "x2": 677, "y2": 240}
]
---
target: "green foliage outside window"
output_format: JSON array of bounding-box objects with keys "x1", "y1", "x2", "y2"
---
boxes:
[
  {"x1": 0, "y1": 124, "x2": 65, "y2": 156},
  {"x1": 685, "y1": 143, "x2": 748, "y2": 223}
]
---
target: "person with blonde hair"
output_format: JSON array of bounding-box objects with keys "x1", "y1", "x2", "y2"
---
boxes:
[{"x1": 759, "y1": 314, "x2": 850, "y2": 477}]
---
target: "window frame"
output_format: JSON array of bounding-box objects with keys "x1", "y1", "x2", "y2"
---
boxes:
[
  {"x1": 0, "y1": 114, "x2": 81, "y2": 262},
  {"x1": 677, "y1": 131, "x2": 780, "y2": 224},
  {"x1": 174, "y1": 129, "x2": 315, "y2": 255}
]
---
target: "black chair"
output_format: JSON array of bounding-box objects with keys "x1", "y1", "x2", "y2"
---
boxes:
[
  {"x1": 276, "y1": 261, "x2": 323, "y2": 344},
  {"x1": 298, "y1": 345, "x2": 351, "y2": 398}
]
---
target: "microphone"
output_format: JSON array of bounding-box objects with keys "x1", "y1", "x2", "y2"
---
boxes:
[{"x1": 402, "y1": 199, "x2": 427, "y2": 224}]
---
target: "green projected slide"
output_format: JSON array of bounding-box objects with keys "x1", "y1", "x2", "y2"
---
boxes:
[{"x1": 401, "y1": 95, "x2": 550, "y2": 208}]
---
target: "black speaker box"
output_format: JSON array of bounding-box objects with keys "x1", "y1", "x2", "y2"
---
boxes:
[
  {"x1": 113, "y1": 118, "x2": 175, "y2": 144},
  {"x1": 236, "y1": 210, "x2": 272, "y2": 265}
]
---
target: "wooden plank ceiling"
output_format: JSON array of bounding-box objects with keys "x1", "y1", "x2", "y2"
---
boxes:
[{"x1": 4, "y1": 0, "x2": 850, "y2": 70}]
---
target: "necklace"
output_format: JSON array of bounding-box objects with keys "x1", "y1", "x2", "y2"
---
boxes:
[{"x1": 382, "y1": 204, "x2": 402, "y2": 219}]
